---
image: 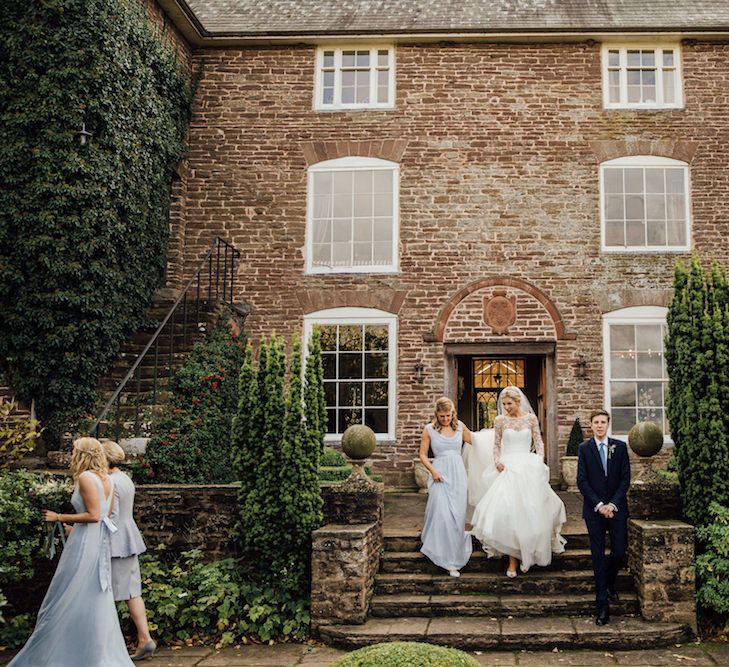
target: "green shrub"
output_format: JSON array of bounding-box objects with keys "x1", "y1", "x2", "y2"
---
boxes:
[
  {"x1": 0, "y1": 0, "x2": 193, "y2": 441},
  {"x1": 119, "y1": 548, "x2": 309, "y2": 646},
  {"x1": 666, "y1": 257, "x2": 729, "y2": 526},
  {"x1": 0, "y1": 400, "x2": 42, "y2": 468},
  {"x1": 695, "y1": 503, "x2": 729, "y2": 628},
  {"x1": 142, "y1": 323, "x2": 245, "y2": 483},
  {"x1": 319, "y1": 465, "x2": 352, "y2": 482},
  {"x1": 565, "y1": 417, "x2": 584, "y2": 457},
  {"x1": 321, "y1": 446, "x2": 347, "y2": 467},
  {"x1": 330, "y1": 641, "x2": 480, "y2": 667},
  {"x1": 0, "y1": 471, "x2": 72, "y2": 647}
]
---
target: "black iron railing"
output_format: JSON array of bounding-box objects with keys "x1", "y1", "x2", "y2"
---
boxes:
[{"x1": 90, "y1": 237, "x2": 241, "y2": 440}]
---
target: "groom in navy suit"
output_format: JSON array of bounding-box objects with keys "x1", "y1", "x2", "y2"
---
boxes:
[{"x1": 577, "y1": 409, "x2": 631, "y2": 626}]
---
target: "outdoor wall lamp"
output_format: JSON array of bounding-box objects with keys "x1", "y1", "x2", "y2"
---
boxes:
[
  {"x1": 76, "y1": 122, "x2": 92, "y2": 146},
  {"x1": 575, "y1": 356, "x2": 588, "y2": 379},
  {"x1": 414, "y1": 362, "x2": 425, "y2": 383}
]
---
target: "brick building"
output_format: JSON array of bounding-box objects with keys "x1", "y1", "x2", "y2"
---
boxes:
[{"x1": 152, "y1": 0, "x2": 729, "y2": 485}]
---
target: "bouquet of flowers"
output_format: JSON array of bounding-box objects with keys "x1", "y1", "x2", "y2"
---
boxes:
[{"x1": 27, "y1": 475, "x2": 73, "y2": 559}]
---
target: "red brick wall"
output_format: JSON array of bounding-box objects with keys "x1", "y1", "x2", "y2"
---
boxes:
[{"x1": 175, "y1": 40, "x2": 729, "y2": 486}]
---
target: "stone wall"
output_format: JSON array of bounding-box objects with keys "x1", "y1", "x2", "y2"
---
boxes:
[
  {"x1": 628, "y1": 519, "x2": 697, "y2": 633},
  {"x1": 171, "y1": 38, "x2": 729, "y2": 486},
  {"x1": 134, "y1": 484, "x2": 239, "y2": 560},
  {"x1": 311, "y1": 474, "x2": 385, "y2": 630}
]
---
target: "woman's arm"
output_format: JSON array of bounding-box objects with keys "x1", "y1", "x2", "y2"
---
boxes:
[
  {"x1": 461, "y1": 422, "x2": 473, "y2": 445},
  {"x1": 42, "y1": 472, "x2": 103, "y2": 524},
  {"x1": 494, "y1": 416, "x2": 505, "y2": 471},
  {"x1": 419, "y1": 427, "x2": 443, "y2": 482},
  {"x1": 531, "y1": 414, "x2": 545, "y2": 458}
]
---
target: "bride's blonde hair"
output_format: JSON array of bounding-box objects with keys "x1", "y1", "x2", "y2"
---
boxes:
[
  {"x1": 432, "y1": 396, "x2": 458, "y2": 431},
  {"x1": 69, "y1": 437, "x2": 108, "y2": 481},
  {"x1": 499, "y1": 386, "x2": 523, "y2": 415}
]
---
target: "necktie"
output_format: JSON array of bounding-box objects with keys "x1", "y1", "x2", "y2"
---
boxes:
[{"x1": 599, "y1": 442, "x2": 608, "y2": 475}]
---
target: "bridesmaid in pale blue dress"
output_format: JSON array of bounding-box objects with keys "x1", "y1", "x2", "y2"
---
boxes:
[
  {"x1": 419, "y1": 397, "x2": 473, "y2": 576},
  {"x1": 9, "y1": 437, "x2": 134, "y2": 666}
]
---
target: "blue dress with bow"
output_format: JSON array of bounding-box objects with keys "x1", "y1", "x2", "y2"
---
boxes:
[{"x1": 9, "y1": 472, "x2": 134, "y2": 666}]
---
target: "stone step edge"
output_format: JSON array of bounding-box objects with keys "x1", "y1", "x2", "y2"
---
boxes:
[
  {"x1": 382, "y1": 549, "x2": 594, "y2": 560},
  {"x1": 318, "y1": 616, "x2": 692, "y2": 651},
  {"x1": 375, "y1": 571, "x2": 629, "y2": 582}
]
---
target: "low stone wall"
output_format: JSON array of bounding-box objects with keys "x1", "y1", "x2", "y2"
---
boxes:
[
  {"x1": 133, "y1": 483, "x2": 239, "y2": 560},
  {"x1": 628, "y1": 518, "x2": 697, "y2": 633},
  {"x1": 311, "y1": 473, "x2": 385, "y2": 630},
  {"x1": 628, "y1": 480, "x2": 682, "y2": 520}
]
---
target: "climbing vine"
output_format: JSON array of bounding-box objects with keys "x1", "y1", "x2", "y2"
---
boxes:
[{"x1": 0, "y1": 0, "x2": 193, "y2": 439}]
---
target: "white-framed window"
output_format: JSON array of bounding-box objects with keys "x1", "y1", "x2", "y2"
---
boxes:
[
  {"x1": 602, "y1": 45, "x2": 683, "y2": 109},
  {"x1": 306, "y1": 156, "x2": 399, "y2": 274},
  {"x1": 304, "y1": 308, "x2": 397, "y2": 441},
  {"x1": 603, "y1": 306, "x2": 671, "y2": 442},
  {"x1": 600, "y1": 156, "x2": 691, "y2": 252},
  {"x1": 314, "y1": 46, "x2": 395, "y2": 110}
]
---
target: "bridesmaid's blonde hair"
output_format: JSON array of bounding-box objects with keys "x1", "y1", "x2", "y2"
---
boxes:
[
  {"x1": 101, "y1": 440, "x2": 125, "y2": 466},
  {"x1": 432, "y1": 396, "x2": 458, "y2": 431},
  {"x1": 69, "y1": 437, "x2": 108, "y2": 481}
]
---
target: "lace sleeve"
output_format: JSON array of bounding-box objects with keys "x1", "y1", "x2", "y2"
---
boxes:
[
  {"x1": 530, "y1": 414, "x2": 545, "y2": 458},
  {"x1": 493, "y1": 415, "x2": 504, "y2": 465}
]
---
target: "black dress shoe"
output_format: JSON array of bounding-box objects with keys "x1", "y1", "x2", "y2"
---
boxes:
[
  {"x1": 595, "y1": 608, "x2": 610, "y2": 625},
  {"x1": 608, "y1": 589, "x2": 620, "y2": 603}
]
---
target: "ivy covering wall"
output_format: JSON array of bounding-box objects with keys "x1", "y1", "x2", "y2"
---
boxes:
[{"x1": 0, "y1": 0, "x2": 192, "y2": 438}]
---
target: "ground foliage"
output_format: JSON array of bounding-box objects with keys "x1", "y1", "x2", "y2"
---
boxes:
[
  {"x1": 665, "y1": 257, "x2": 729, "y2": 527},
  {"x1": 695, "y1": 503, "x2": 729, "y2": 635},
  {"x1": 141, "y1": 323, "x2": 245, "y2": 483},
  {"x1": 0, "y1": 0, "x2": 193, "y2": 440}
]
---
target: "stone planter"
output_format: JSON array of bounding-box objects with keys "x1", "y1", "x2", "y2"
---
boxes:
[
  {"x1": 561, "y1": 455, "x2": 578, "y2": 491},
  {"x1": 414, "y1": 458, "x2": 432, "y2": 494}
]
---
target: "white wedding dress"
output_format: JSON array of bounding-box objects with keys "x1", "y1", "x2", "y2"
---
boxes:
[{"x1": 469, "y1": 413, "x2": 566, "y2": 571}]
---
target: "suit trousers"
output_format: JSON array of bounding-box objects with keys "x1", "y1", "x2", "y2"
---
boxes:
[{"x1": 584, "y1": 511, "x2": 628, "y2": 612}]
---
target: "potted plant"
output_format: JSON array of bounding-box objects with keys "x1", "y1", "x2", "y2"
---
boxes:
[{"x1": 561, "y1": 417, "x2": 583, "y2": 491}]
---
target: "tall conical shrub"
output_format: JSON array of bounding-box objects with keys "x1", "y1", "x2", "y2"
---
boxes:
[
  {"x1": 666, "y1": 256, "x2": 729, "y2": 526},
  {"x1": 566, "y1": 418, "x2": 584, "y2": 457}
]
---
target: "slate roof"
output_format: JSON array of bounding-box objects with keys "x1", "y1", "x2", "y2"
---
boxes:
[{"x1": 181, "y1": 0, "x2": 729, "y2": 36}]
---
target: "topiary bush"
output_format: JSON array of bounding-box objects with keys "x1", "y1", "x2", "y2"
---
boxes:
[
  {"x1": 565, "y1": 417, "x2": 583, "y2": 457},
  {"x1": 330, "y1": 641, "x2": 481, "y2": 667},
  {"x1": 321, "y1": 446, "x2": 347, "y2": 467},
  {"x1": 0, "y1": 0, "x2": 193, "y2": 441},
  {"x1": 141, "y1": 323, "x2": 245, "y2": 483}
]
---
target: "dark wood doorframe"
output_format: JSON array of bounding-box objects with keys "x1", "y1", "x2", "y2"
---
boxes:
[{"x1": 444, "y1": 342, "x2": 559, "y2": 482}]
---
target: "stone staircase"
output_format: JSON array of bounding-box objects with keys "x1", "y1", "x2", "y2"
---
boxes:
[{"x1": 319, "y1": 492, "x2": 692, "y2": 651}]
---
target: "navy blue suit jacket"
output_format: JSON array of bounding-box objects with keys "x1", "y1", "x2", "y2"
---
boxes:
[{"x1": 576, "y1": 437, "x2": 630, "y2": 520}]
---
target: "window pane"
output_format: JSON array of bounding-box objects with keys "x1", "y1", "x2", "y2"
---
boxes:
[
  {"x1": 645, "y1": 169, "x2": 664, "y2": 194},
  {"x1": 663, "y1": 70, "x2": 675, "y2": 104},
  {"x1": 373, "y1": 217, "x2": 393, "y2": 241},
  {"x1": 611, "y1": 325, "x2": 635, "y2": 351},
  {"x1": 365, "y1": 352, "x2": 388, "y2": 378},
  {"x1": 327, "y1": 409, "x2": 336, "y2": 433},
  {"x1": 373, "y1": 170, "x2": 393, "y2": 193},
  {"x1": 338, "y1": 381, "x2": 362, "y2": 405},
  {"x1": 378, "y1": 50, "x2": 389, "y2": 66},
  {"x1": 332, "y1": 219, "x2": 351, "y2": 242},
  {"x1": 608, "y1": 50, "x2": 620, "y2": 66},
  {"x1": 642, "y1": 69, "x2": 656, "y2": 86},
  {"x1": 647, "y1": 219, "x2": 667, "y2": 246},
  {"x1": 637, "y1": 352, "x2": 664, "y2": 378},
  {"x1": 663, "y1": 50, "x2": 674, "y2": 66},
  {"x1": 641, "y1": 50, "x2": 656, "y2": 67},
  {"x1": 626, "y1": 220, "x2": 645, "y2": 246},
  {"x1": 331, "y1": 242, "x2": 350, "y2": 264},
  {"x1": 636, "y1": 325, "x2": 663, "y2": 351},
  {"x1": 324, "y1": 381, "x2": 336, "y2": 403},
  {"x1": 319, "y1": 326, "x2": 337, "y2": 351},
  {"x1": 364, "y1": 408, "x2": 388, "y2": 433},
  {"x1": 666, "y1": 194, "x2": 685, "y2": 220},
  {"x1": 356, "y1": 50, "x2": 370, "y2": 67},
  {"x1": 365, "y1": 381, "x2": 388, "y2": 406},
  {"x1": 353, "y1": 194, "x2": 373, "y2": 217},
  {"x1": 353, "y1": 242, "x2": 372, "y2": 264},
  {"x1": 625, "y1": 195, "x2": 644, "y2": 220},
  {"x1": 603, "y1": 169, "x2": 623, "y2": 193},
  {"x1": 612, "y1": 408, "x2": 636, "y2": 434},
  {"x1": 638, "y1": 407, "x2": 663, "y2": 428},
  {"x1": 611, "y1": 381, "x2": 636, "y2": 407},
  {"x1": 339, "y1": 325, "x2": 362, "y2": 351},
  {"x1": 605, "y1": 220, "x2": 624, "y2": 246},
  {"x1": 322, "y1": 87, "x2": 334, "y2": 105},
  {"x1": 624, "y1": 168, "x2": 643, "y2": 193},
  {"x1": 339, "y1": 408, "x2": 361, "y2": 432},
  {"x1": 333, "y1": 194, "x2": 352, "y2": 220},
  {"x1": 353, "y1": 170, "x2": 373, "y2": 194},
  {"x1": 322, "y1": 356, "x2": 336, "y2": 379},
  {"x1": 611, "y1": 352, "x2": 636, "y2": 379},
  {"x1": 645, "y1": 194, "x2": 666, "y2": 220},
  {"x1": 627, "y1": 85, "x2": 641, "y2": 103},
  {"x1": 637, "y1": 381, "x2": 663, "y2": 407},
  {"x1": 323, "y1": 51, "x2": 335, "y2": 67},
  {"x1": 365, "y1": 325, "x2": 388, "y2": 350},
  {"x1": 342, "y1": 51, "x2": 356, "y2": 67},
  {"x1": 605, "y1": 195, "x2": 624, "y2": 220},
  {"x1": 312, "y1": 243, "x2": 330, "y2": 266},
  {"x1": 339, "y1": 353, "x2": 362, "y2": 379},
  {"x1": 667, "y1": 218, "x2": 686, "y2": 246},
  {"x1": 353, "y1": 218, "x2": 372, "y2": 242},
  {"x1": 372, "y1": 241, "x2": 392, "y2": 264},
  {"x1": 373, "y1": 193, "x2": 393, "y2": 216},
  {"x1": 627, "y1": 50, "x2": 641, "y2": 66},
  {"x1": 665, "y1": 169, "x2": 685, "y2": 194},
  {"x1": 314, "y1": 171, "x2": 333, "y2": 194}
]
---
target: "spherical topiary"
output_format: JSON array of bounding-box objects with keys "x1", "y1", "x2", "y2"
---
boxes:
[
  {"x1": 330, "y1": 641, "x2": 480, "y2": 667},
  {"x1": 341, "y1": 424, "x2": 377, "y2": 461},
  {"x1": 628, "y1": 421, "x2": 664, "y2": 458}
]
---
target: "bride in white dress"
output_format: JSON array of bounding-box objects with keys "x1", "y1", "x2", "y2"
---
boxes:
[{"x1": 467, "y1": 386, "x2": 566, "y2": 577}]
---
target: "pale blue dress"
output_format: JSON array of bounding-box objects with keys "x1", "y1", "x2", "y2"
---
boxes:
[
  {"x1": 420, "y1": 422, "x2": 472, "y2": 571},
  {"x1": 9, "y1": 472, "x2": 134, "y2": 666}
]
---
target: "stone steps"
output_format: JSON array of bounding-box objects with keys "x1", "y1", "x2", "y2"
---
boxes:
[
  {"x1": 383, "y1": 530, "x2": 599, "y2": 552},
  {"x1": 380, "y1": 549, "x2": 595, "y2": 574},
  {"x1": 318, "y1": 615, "x2": 691, "y2": 651},
  {"x1": 370, "y1": 592, "x2": 640, "y2": 618},
  {"x1": 374, "y1": 571, "x2": 634, "y2": 596}
]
